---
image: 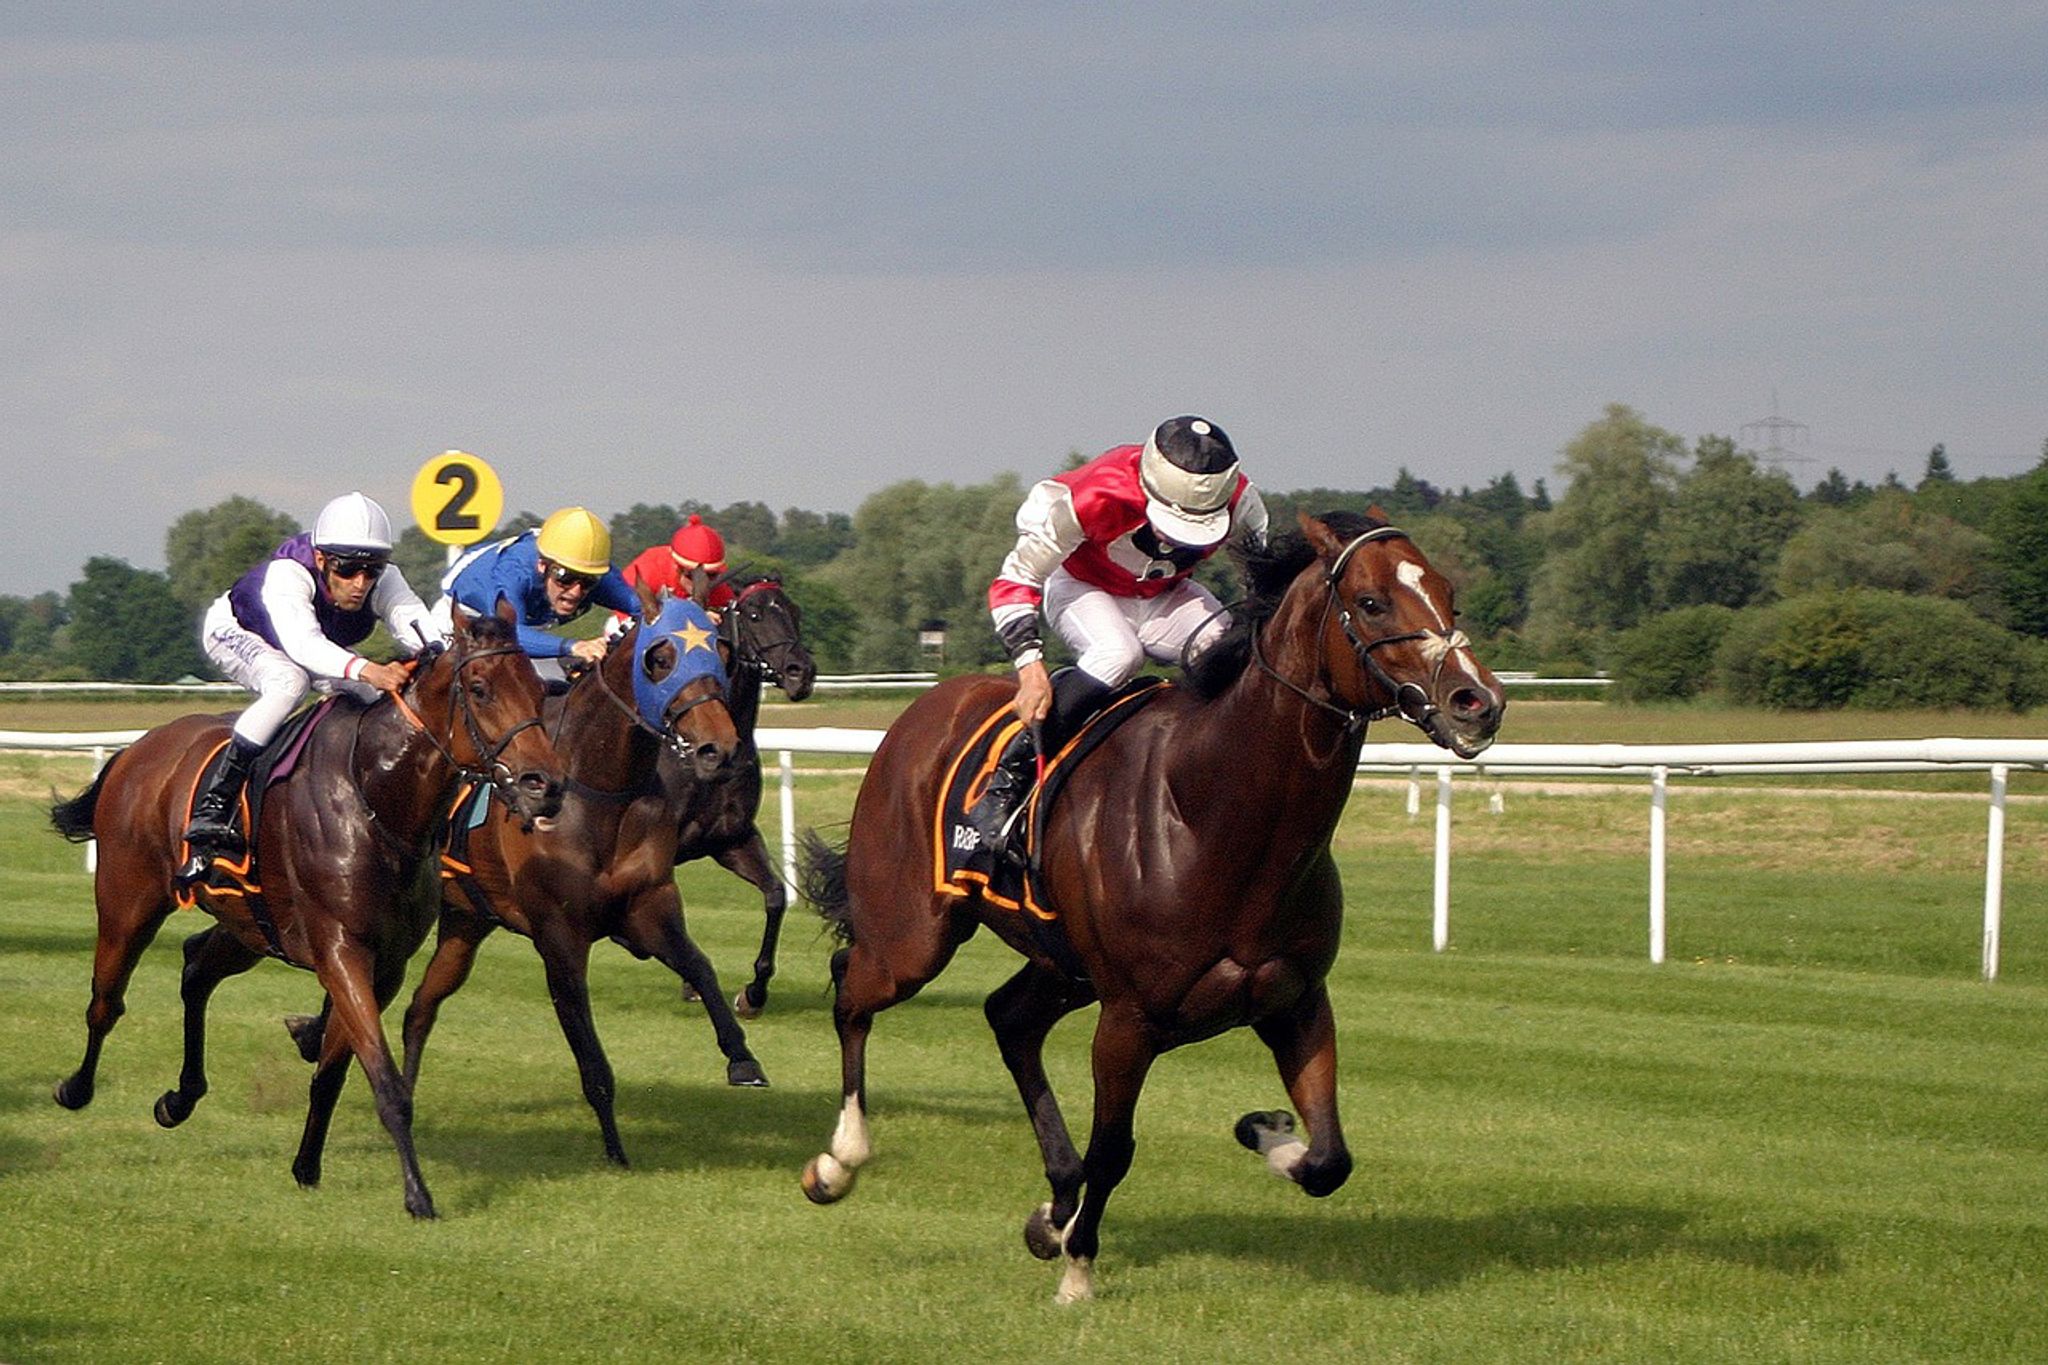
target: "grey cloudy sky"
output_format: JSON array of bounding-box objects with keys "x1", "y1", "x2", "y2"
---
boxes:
[{"x1": 4, "y1": 3, "x2": 2044, "y2": 596}]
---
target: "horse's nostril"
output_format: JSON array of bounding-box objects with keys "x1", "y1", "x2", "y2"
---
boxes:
[{"x1": 1450, "y1": 688, "x2": 1488, "y2": 717}]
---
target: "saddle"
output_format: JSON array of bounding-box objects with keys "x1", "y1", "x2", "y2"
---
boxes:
[
  {"x1": 934, "y1": 677, "x2": 1167, "y2": 966},
  {"x1": 173, "y1": 698, "x2": 340, "y2": 954}
]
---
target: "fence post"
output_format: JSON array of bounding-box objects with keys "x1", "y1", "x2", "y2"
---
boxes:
[
  {"x1": 1649, "y1": 766, "x2": 1668, "y2": 965},
  {"x1": 1984, "y1": 763, "x2": 2007, "y2": 982},
  {"x1": 1432, "y1": 766, "x2": 1452, "y2": 951},
  {"x1": 779, "y1": 749, "x2": 799, "y2": 894}
]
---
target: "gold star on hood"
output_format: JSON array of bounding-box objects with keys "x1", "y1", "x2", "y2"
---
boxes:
[{"x1": 671, "y1": 620, "x2": 715, "y2": 654}]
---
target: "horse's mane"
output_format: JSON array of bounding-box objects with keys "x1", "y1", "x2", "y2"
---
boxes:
[{"x1": 1181, "y1": 509, "x2": 1388, "y2": 700}]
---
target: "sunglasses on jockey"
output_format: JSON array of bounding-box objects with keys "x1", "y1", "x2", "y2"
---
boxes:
[
  {"x1": 541, "y1": 560, "x2": 600, "y2": 590},
  {"x1": 324, "y1": 554, "x2": 389, "y2": 582}
]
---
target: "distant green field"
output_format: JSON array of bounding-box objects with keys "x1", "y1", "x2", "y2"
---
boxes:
[{"x1": 2, "y1": 740, "x2": 2043, "y2": 1361}]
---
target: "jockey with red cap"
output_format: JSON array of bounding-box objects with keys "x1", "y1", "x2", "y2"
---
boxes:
[
  {"x1": 972, "y1": 415, "x2": 1269, "y2": 857},
  {"x1": 615, "y1": 514, "x2": 737, "y2": 630}
]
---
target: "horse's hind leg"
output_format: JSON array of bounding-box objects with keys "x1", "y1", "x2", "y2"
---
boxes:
[
  {"x1": 155, "y1": 925, "x2": 264, "y2": 1127},
  {"x1": 54, "y1": 874, "x2": 174, "y2": 1111},
  {"x1": 1242, "y1": 983, "x2": 1352, "y2": 1198},
  {"x1": 619, "y1": 882, "x2": 766, "y2": 1087},
  {"x1": 712, "y1": 830, "x2": 785, "y2": 1018},
  {"x1": 985, "y1": 964, "x2": 1095, "y2": 1261},
  {"x1": 801, "y1": 906, "x2": 971, "y2": 1205}
]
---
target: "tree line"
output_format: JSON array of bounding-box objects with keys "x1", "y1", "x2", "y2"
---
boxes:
[{"x1": 6, "y1": 403, "x2": 2046, "y2": 709}]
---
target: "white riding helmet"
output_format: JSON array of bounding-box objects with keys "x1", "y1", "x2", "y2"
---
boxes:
[{"x1": 312, "y1": 492, "x2": 395, "y2": 557}]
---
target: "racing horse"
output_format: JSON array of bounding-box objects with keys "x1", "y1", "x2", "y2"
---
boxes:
[
  {"x1": 675, "y1": 569, "x2": 816, "y2": 1016},
  {"x1": 294, "y1": 593, "x2": 756, "y2": 1168},
  {"x1": 798, "y1": 511, "x2": 1505, "y2": 1301},
  {"x1": 47, "y1": 606, "x2": 564, "y2": 1219}
]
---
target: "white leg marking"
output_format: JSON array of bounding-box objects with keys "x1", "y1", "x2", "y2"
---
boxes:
[
  {"x1": 1055, "y1": 1255, "x2": 1094, "y2": 1304},
  {"x1": 829, "y1": 1096, "x2": 871, "y2": 1168}
]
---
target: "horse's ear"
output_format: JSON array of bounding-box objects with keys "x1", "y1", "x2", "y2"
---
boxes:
[
  {"x1": 634, "y1": 578, "x2": 660, "y2": 624},
  {"x1": 495, "y1": 596, "x2": 520, "y2": 630},
  {"x1": 1297, "y1": 509, "x2": 1343, "y2": 556},
  {"x1": 690, "y1": 565, "x2": 710, "y2": 604},
  {"x1": 1366, "y1": 503, "x2": 1390, "y2": 524}
]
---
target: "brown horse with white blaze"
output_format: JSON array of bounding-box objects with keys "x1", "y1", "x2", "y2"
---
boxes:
[
  {"x1": 48, "y1": 606, "x2": 563, "y2": 1219},
  {"x1": 799, "y1": 511, "x2": 1504, "y2": 1301}
]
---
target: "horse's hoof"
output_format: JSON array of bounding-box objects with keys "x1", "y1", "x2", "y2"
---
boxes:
[
  {"x1": 292, "y1": 1160, "x2": 321, "y2": 1190},
  {"x1": 1023, "y1": 1203, "x2": 1065, "y2": 1261},
  {"x1": 801, "y1": 1154, "x2": 853, "y2": 1204},
  {"x1": 1234, "y1": 1109, "x2": 1295, "y2": 1151},
  {"x1": 680, "y1": 986, "x2": 703, "y2": 1004},
  {"x1": 734, "y1": 988, "x2": 764, "y2": 1020},
  {"x1": 726, "y1": 1059, "x2": 770, "y2": 1088},
  {"x1": 407, "y1": 1199, "x2": 439, "y2": 1221},
  {"x1": 52, "y1": 1076, "x2": 93, "y2": 1111},
  {"x1": 282, "y1": 1014, "x2": 322, "y2": 1063},
  {"x1": 154, "y1": 1090, "x2": 197, "y2": 1128}
]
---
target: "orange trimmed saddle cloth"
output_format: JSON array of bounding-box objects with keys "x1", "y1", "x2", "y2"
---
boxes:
[{"x1": 933, "y1": 676, "x2": 1168, "y2": 930}]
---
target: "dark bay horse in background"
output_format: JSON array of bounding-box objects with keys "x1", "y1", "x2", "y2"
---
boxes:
[
  {"x1": 294, "y1": 594, "x2": 759, "y2": 1169},
  {"x1": 48, "y1": 607, "x2": 563, "y2": 1219},
  {"x1": 678, "y1": 570, "x2": 816, "y2": 1016},
  {"x1": 799, "y1": 511, "x2": 1505, "y2": 1301}
]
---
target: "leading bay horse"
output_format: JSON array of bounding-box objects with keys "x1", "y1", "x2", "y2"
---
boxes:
[
  {"x1": 288, "y1": 594, "x2": 757, "y2": 1169},
  {"x1": 799, "y1": 511, "x2": 1505, "y2": 1301},
  {"x1": 47, "y1": 606, "x2": 563, "y2": 1219}
]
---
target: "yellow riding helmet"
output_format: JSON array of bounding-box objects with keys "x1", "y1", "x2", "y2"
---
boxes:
[{"x1": 536, "y1": 506, "x2": 612, "y2": 577}]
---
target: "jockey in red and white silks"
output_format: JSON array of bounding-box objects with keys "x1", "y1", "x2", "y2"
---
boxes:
[{"x1": 988, "y1": 417, "x2": 1268, "y2": 727}]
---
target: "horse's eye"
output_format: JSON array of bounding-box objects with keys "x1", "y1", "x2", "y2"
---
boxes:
[
  {"x1": 1357, "y1": 596, "x2": 1383, "y2": 615},
  {"x1": 467, "y1": 679, "x2": 489, "y2": 700}
]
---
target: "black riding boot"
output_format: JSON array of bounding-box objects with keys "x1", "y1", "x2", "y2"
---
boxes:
[
  {"x1": 970, "y1": 670, "x2": 1112, "y2": 864},
  {"x1": 178, "y1": 736, "x2": 259, "y2": 882}
]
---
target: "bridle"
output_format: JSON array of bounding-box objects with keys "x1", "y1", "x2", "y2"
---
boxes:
[
  {"x1": 389, "y1": 641, "x2": 550, "y2": 793},
  {"x1": 717, "y1": 577, "x2": 807, "y2": 690},
  {"x1": 1252, "y1": 525, "x2": 1472, "y2": 738}
]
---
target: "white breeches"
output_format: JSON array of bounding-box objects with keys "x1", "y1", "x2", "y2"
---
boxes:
[
  {"x1": 1041, "y1": 567, "x2": 1230, "y2": 687},
  {"x1": 200, "y1": 599, "x2": 374, "y2": 746}
]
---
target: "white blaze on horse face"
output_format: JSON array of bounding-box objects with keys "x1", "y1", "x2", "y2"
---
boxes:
[
  {"x1": 1395, "y1": 559, "x2": 1483, "y2": 674},
  {"x1": 1395, "y1": 560, "x2": 1449, "y2": 631}
]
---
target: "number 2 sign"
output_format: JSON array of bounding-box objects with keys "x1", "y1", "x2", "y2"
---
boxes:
[{"x1": 409, "y1": 450, "x2": 505, "y2": 546}]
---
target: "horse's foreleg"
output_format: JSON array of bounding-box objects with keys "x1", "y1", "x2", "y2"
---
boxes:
[
  {"x1": 54, "y1": 885, "x2": 173, "y2": 1111},
  {"x1": 533, "y1": 917, "x2": 630, "y2": 1166},
  {"x1": 1052, "y1": 1005, "x2": 1159, "y2": 1305},
  {"x1": 155, "y1": 926, "x2": 263, "y2": 1128},
  {"x1": 1244, "y1": 984, "x2": 1351, "y2": 1198},
  {"x1": 401, "y1": 908, "x2": 494, "y2": 1087},
  {"x1": 620, "y1": 882, "x2": 766, "y2": 1087},
  {"x1": 711, "y1": 831, "x2": 785, "y2": 1018},
  {"x1": 308, "y1": 942, "x2": 437, "y2": 1219},
  {"x1": 985, "y1": 964, "x2": 1095, "y2": 1261}
]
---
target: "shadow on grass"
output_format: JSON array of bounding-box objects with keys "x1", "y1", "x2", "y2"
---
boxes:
[{"x1": 1121, "y1": 1203, "x2": 1841, "y2": 1293}]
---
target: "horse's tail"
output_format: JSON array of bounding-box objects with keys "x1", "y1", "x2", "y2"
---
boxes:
[
  {"x1": 798, "y1": 827, "x2": 854, "y2": 945},
  {"x1": 50, "y1": 757, "x2": 119, "y2": 844}
]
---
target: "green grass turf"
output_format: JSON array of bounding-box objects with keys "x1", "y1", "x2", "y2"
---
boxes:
[{"x1": 1, "y1": 754, "x2": 2044, "y2": 1362}]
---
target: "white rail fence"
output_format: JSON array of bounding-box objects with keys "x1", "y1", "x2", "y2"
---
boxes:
[{"x1": 11, "y1": 727, "x2": 2037, "y2": 982}]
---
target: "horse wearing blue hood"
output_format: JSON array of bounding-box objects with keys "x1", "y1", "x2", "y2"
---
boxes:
[{"x1": 287, "y1": 593, "x2": 766, "y2": 1167}]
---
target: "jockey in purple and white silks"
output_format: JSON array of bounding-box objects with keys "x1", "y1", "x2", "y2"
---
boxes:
[{"x1": 183, "y1": 492, "x2": 440, "y2": 872}]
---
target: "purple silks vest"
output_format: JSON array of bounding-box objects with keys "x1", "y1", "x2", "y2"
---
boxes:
[{"x1": 227, "y1": 533, "x2": 378, "y2": 651}]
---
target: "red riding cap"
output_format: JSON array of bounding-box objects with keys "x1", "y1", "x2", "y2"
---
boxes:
[{"x1": 669, "y1": 515, "x2": 727, "y2": 572}]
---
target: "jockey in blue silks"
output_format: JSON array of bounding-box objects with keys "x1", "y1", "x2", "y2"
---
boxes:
[{"x1": 433, "y1": 507, "x2": 638, "y2": 672}]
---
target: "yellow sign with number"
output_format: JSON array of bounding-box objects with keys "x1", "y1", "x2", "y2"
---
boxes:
[{"x1": 410, "y1": 450, "x2": 504, "y2": 546}]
